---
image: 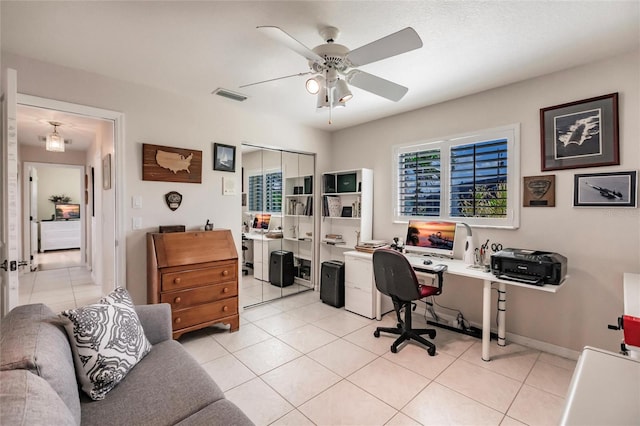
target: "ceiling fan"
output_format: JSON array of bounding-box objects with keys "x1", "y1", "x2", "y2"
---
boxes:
[{"x1": 241, "y1": 25, "x2": 423, "y2": 122}]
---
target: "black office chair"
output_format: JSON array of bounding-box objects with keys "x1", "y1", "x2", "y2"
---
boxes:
[{"x1": 372, "y1": 249, "x2": 444, "y2": 356}]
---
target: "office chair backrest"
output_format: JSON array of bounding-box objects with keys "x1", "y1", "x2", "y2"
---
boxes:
[{"x1": 373, "y1": 249, "x2": 421, "y2": 301}]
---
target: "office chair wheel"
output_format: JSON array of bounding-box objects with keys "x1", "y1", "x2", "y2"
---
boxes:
[
  {"x1": 390, "y1": 345, "x2": 398, "y2": 353},
  {"x1": 373, "y1": 330, "x2": 380, "y2": 338},
  {"x1": 428, "y1": 330, "x2": 436, "y2": 339},
  {"x1": 427, "y1": 346, "x2": 436, "y2": 356}
]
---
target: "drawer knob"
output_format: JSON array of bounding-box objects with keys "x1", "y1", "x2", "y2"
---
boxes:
[
  {"x1": 222, "y1": 270, "x2": 229, "y2": 276},
  {"x1": 175, "y1": 317, "x2": 182, "y2": 324},
  {"x1": 174, "y1": 297, "x2": 181, "y2": 304},
  {"x1": 223, "y1": 287, "x2": 229, "y2": 293},
  {"x1": 174, "y1": 277, "x2": 181, "y2": 284},
  {"x1": 222, "y1": 305, "x2": 229, "y2": 312}
]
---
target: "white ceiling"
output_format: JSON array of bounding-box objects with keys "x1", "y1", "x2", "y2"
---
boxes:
[{"x1": 2, "y1": 1, "x2": 639, "y2": 136}]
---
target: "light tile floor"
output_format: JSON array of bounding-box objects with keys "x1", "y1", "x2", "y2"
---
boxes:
[{"x1": 24, "y1": 260, "x2": 575, "y2": 426}]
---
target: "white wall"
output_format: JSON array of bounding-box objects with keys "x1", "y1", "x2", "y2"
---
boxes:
[
  {"x1": 2, "y1": 52, "x2": 332, "y2": 305},
  {"x1": 329, "y1": 50, "x2": 640, "y2": 353},
  {"x1": 33, "y1": 166, "x2": 81, "y2": 221}
]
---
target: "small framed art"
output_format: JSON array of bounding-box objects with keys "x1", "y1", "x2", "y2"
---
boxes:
[
  {"x1": 573, "y1": 170, "x2": 637, "y2": 207},
  {"x1": 523, "y1": 175, "x2": 555, "y2": 207},
  {"x1": 213, "y1": 143, "x2": 236, "y2": 172},
  {"x1": 540, "y1": 93, "x2": 619, "y2": 171}
]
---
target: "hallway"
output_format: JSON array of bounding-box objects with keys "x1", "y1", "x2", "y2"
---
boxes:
[{"x1": 19, "y1": 250, "x2": 102, "y2": 312}]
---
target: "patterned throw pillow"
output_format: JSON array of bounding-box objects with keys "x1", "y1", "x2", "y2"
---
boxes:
[{"x1": 59, "y1": 287, "x2": 152, "y2": 400}]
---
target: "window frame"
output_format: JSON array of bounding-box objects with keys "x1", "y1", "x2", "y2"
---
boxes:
[
  {"x1": 393, "y1": 124, "x2": 520, "y2": 228},
  {"x1": 247, "y1": 168, "x2": 283, "y2": 214}
]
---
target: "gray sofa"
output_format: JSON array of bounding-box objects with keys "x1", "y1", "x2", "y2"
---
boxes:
[{"x1": 0, "y1": 303, "x2": 254, "y2": 426}]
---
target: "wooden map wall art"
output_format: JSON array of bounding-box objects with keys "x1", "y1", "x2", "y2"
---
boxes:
[{"x1": 142, "y1": 143, "x2": 202, "y2": 183}]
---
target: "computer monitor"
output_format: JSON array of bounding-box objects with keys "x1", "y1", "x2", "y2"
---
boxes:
[
  {"x1": 252, "y1": 213, "x2": 271, "y2": 230},
  {"x1": 405, "y1": 220, "x2": 457, "y2": 257},
  {"x1": 55, "y1": 203, "x2": 80, "y2": 220}
]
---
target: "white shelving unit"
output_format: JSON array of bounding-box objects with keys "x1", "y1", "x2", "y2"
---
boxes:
[
  {"x1": 320, "y1": 168, "x2": 373, "y2": 264},
  {"x1": 282, "y1": 174, "x2": 315, "y2": 287}
]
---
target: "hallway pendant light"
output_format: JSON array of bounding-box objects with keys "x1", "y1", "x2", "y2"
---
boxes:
[{"x1": 46, "y1": 121, "x2": 65, "y2": 152}]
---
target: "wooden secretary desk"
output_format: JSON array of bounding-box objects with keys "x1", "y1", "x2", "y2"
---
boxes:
[{"x1": 147, "y1": 230, "x2": 239, "y2": 339}]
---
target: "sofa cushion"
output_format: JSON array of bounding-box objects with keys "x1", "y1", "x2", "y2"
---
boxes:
[
  {"x1": 80, "y1": 339, "x2": 226, "y2": 426},
  {"x1": 176, "y1": 399, "x2": 255, "y2": 426},
  {"x1": 60, "y1": 288, "x2": 152, "y2": 401},
  {"x1": 0, "y1": 303, "x2": 81, "y2": 425},
  {"x1": 0, "y1": 369, "x2": 76, "y2": 426}
]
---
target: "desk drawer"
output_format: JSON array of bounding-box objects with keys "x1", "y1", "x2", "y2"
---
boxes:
[
  {"x1": 345, "y1": 286, "x2": 374, "y2": 319},
  {"x1": 161, "y1": 262, "x2": 236, "y2": 291},
  {"x1": 161, "y1": 283, "x2": 237, "y2": 309},
  {"x1": 172, "y1": 298, "x2": 238, "y2": 330}
]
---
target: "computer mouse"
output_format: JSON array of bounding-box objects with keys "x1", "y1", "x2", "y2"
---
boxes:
[{"x1": 423, "y1": 259, "x2": 433, "y2": 265}]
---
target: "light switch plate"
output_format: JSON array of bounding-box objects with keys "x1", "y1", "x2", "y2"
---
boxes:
[
  {"x1": 132, "y1": 217, "x2": 142, "y2": 229},
  {"x1": 132, "y1": 195, "x2": 142, "y2": 209}
]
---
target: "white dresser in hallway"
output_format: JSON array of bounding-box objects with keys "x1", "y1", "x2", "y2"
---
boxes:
[{"x1": 39, "y1": 220, "x2": 81, "y2": 252}]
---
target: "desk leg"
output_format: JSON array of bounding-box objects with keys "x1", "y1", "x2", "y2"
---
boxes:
[
  {"x1": 497, "y1": 282, "x2": 506, "y2": 347},
  {"x1": 376, "y1": 288, "x2": 382, "y2": 321},
  {"x1": 482, "y1": 280, "x2": 492, "y2": 361}
]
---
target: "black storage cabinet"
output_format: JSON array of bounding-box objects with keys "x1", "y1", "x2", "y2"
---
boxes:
[
  {"x1": 320, "y1": 261, "x2": 345, "y2": 308},
  {"x1": 270, "y1": 250, "x2": 295, "y2": 287}
]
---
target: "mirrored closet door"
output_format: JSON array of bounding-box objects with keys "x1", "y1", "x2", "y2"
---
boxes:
[{"x1": 241, "y1": 144, "x2": 315, "y2": 307}]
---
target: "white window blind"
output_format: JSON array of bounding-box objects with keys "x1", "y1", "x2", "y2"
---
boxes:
[{"x1": 394, "y1": 124, "x2": 520, "y2": 228}]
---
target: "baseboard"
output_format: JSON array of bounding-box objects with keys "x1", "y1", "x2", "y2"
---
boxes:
[{"x1": 423, "y1": 305, "x2": 581, "y2": 360}]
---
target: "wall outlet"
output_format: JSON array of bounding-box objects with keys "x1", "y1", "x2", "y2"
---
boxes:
[{"x1": 132, "y1": 217, "x2": 142, "y2": 229}]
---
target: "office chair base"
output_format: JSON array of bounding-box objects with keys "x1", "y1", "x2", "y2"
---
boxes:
[{"x1": 374, "y1": 326, "x2": 437, "y2": 356}]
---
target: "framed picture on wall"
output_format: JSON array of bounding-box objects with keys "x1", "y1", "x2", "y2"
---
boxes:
[
  {"x1": 540, "y1": 93, "x2": 619, "y2": 171},
  {"x1": 213, "y1": 143, "x2": 236, "y2": 172},
  {"x1": 573, "y1": 170, "x2": 637, "y2": 207}
]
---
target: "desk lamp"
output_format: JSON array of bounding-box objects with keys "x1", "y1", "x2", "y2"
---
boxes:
[{"x1": 460, "y1": 223, "x2": 474, "y2": 265}]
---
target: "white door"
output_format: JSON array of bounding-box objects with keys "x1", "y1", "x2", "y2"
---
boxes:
[
  {"x1": 1, "y1": 68, "x2": 20, "y2": 316},
  {"x1": 29, "y1": 166, "x2": 38, "y2": 271}
]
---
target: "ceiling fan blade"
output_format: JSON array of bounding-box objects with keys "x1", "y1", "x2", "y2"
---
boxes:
[
  {"x1": 257, "y1": 26, "x2": 324, "y2": 64},
  {"x1": 239, "y1": 72, "x2": 313, "y2": 89},
  {"x1": 347, "y1": 70, "x2": 409, "y2": 102},
  {"x1": 346, "y1": 27, "x2": 423, "y2": 67}
]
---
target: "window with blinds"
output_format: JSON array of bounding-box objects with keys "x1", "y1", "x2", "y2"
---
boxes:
[
  {"x1": 393, "y1": 125, "x2": 520, "y2": 228},
  {"x1": 397, "y1": 148, "x2": 441, "y2": 216},
  {"x1": 248, "y1": 171, "x2": 282, "y2": 213},
  {"x1": 450, "y1": 139, "x2": 508, "y2": 218}
]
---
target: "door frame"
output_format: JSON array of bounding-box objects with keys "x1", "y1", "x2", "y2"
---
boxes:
[
  {"x1": 22, "y1": 162, "x2": 86, "y2": 268},
  {"x1": 16, "y1": 94, "x2": 126, "y2": 290}
]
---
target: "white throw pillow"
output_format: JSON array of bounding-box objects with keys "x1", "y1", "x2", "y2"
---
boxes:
[{"x1": 60, "y1": 287, "x2": 152, "y2": 400}]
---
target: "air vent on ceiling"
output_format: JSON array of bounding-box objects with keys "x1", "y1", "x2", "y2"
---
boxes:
[{"x1": 212, "y1": 88, "x2": 248, "y2": 102}]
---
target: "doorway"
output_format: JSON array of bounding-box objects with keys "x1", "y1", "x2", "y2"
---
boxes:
[{"x1": 13, "y1": 97, "x2": 123, "y2": 311}]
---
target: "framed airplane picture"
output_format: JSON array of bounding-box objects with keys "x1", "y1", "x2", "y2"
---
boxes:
[
  {"x1": 574, "y1": 170, "x2": 637, "y2": 207},
  {"x1": 540, "y1": 93, "x2": 619, "y2": 171}
]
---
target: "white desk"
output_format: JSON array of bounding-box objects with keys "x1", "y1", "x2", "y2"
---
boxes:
[
  {"x1": 560, "y1": 346, "x2": 640, "y2": 425},
  {"x1": 244, "y1": 233, "x2": 281, "y2": 281},
  {"x1": 347, "y1": 250, "x2": 564, "y2": 361}
]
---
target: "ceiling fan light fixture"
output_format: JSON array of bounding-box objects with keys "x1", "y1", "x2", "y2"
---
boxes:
[
  {"x1": 305, "y1": 77, "x2": 321, "y2": 94},
  {"x1": 46, "y1": 121, "x2": 65, "y2": 152},
  {"x1": 334, "y1": 79, "x2": 353, "y2": 103}
]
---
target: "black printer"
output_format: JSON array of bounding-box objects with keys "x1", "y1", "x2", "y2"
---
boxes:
[{"x1": 490, "y1": 248, "x2": 567, "y2": 285}]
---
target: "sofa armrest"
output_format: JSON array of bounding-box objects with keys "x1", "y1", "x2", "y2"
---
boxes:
[{"x1": 135, "y1": 304, "x2": 172, "y2": 344}]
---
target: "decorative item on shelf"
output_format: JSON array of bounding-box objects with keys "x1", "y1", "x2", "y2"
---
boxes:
[
  {"x1": 540, "y1": 93, "x2": 619, "y2": 171},
  {"x1": 293, "y1": 186, "x2": 303, "y2": 194},
  {"x1": 143, "y1": 143, "x2": 202, "y2": 183},
  {"x1": 304, "y1": 176, "x2": 313, "y2": 194},
  {"x1": 213, "y1": 143, "x2": 236, "y2": 172},
  {"x1": 326, "y1": 195, "x2": 341, "y2": 217},
  {"x1": 323, "y1": 174, "x2": 337, "y2": 193},
  {"x1": 164, "y1": 191, "x2": 182, "y2": 211},
  {"x1": 573, "y1": 170, "x2": 637, "y2": 208},
  {"x1": 355, "y1": 240, "x2": 388, "y2": 253},
  {"x1": 204, "y1": 220, "x2": 214, "y2": 231},
  {"x1": 323, "y1": 234, "x2": 344, "y2": 245},
  {"x1": 48, "y1": 194, "x2": 72, "y2": 204},
  {"x1": 523, "y1": 175, "x2": 556, "y2": 207},
  {"x1": 337, "y1": 173, "x2": 357, "y2": 193},
  {"x1": 341, "y1": 206, "x2": 353, "y2": 217}
]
